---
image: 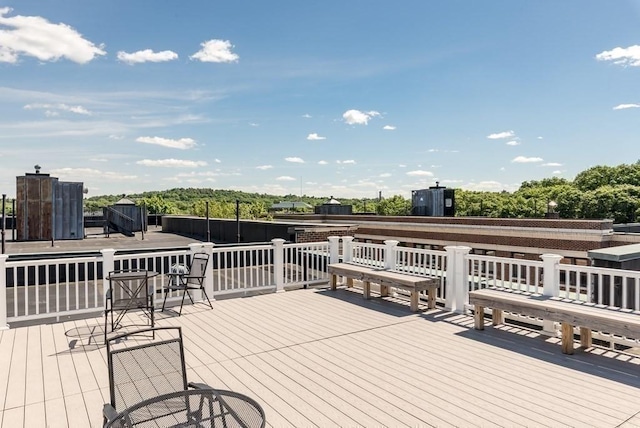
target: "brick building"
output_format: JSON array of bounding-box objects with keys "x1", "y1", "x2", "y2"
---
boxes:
[{"x1": 275, "y1": 214, "x2": 640, "y2": 265}]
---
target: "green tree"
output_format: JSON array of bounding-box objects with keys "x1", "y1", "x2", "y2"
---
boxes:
[{"x1": 377, "y1": 195, "x2": 411, "y2": 215}]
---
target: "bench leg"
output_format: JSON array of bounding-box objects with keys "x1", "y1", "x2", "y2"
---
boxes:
[
  {"x1": 580, "y1": 327, "x2": 592, "y2": 348},
  {"x1": 492, "y1": 308, "x2": 503, "y2": 326},
  {"x1": 474, "y1": 305, "x2": 485, "y2": 330},
  {"x1": 346, "y1": 277, "x2": 354, "y2": 288},
  {"x1": 410, "y1": 291, "x2": 419, "y2": 312},
  {"x1": 380, "y1": 284, "x2": 389, "y2": 297},
  {"x1": 363, "y1": 281, "x2": 371, "y2": 300},
  {"x1": 427, "y1": 289, "x2": 436, "y2": 309},
  {"x1": 561, "y1": 322, "x2": 575, "y2": 354},
  {"x1": 331, "y1": 274, "x2": 337, "y2": 291}
]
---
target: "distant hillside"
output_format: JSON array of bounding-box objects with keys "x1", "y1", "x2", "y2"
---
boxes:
[{"x1": 84, "y1": 187, "x2": 378, "y2": 218}]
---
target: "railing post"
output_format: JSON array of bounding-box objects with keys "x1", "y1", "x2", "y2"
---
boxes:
[
  {"x1": 342, "y1": 236, "x2": 354, "y2": 263},
  {"x1": 540, "y1": 253, "x2": 563, "y2": 335},
  {"x1": 272, "y1": 238, "x2": 286, "y2": 292},
  {"x1": 445, "y1": 246, "x2": 471, "y2": 313},
  {"x1": 540, "y1": 254, "x2": 562, "y2": 297},
  {"x1": 101, "y1": 249, "x2": 116, "y2": 304},
  {"x1": 0, "y1": 254, "x2": 9, "y2": 329},
  {"x1": 384, "y1": 240, "x2": 399, "y2": 270},
  {"x1": 328, "y1": 236, "x2": 340, "y2": 264},
  {"x1": 190, "y1": 242, "x2": 215, "y2": 301}
]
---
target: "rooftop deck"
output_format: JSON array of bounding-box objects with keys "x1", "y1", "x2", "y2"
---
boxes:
[{"x1": 1, "y1": 286, "x2": 639, "y2": 428}]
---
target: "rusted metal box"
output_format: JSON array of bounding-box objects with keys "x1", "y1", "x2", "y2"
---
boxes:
[{"x1": 16, "y1": 172, "x2": 84, "y2": 241}]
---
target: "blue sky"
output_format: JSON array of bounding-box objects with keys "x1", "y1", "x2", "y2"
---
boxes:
[{"x1": 1, "y1": 1, "x2": 640, "y2": 199}]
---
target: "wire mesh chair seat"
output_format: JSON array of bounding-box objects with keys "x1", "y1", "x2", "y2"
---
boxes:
[
  {"x1": 162, "y1": 253, "x2": 213, "y2": 316},
  {"x1": 103, "y1": 327, "x2": 213, "y2": 427},
  {"x1": 103, "y1": 388, "x2": 266, "y2": 428}
]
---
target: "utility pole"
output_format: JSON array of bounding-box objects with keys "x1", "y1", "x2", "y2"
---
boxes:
[
  {"x1": 236, "y1": 199, "x2": 241, "y2": 243},
  {"x1": 1, "y1": 194, "x2": 5, "y2": 254}
]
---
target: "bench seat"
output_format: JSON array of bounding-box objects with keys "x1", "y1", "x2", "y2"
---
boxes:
[
  {"x1": 328, "y1": 263, "x2": 439, "y2": 311},
  {"x1": 469, "y1": 288, "x2": 640, "y2": 354}
]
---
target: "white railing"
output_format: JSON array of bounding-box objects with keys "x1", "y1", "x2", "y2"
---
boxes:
[
  {"x1": 349, "y1": 241, "x2": 385, "y2": 268},
  {"x1": 5, "y1": 255, "x2": 102, "y2": 323},
  {"x1": 393, "y1": 246, "x2": 447, "y2": 304},
  {"x1": 282, "y1": 241, "x2": 330, "y2": 289},
  {"x1": 466, "y1": 254, "x2": 544, "y2": 294},
  {"x1": 0, "y1": 239, "x2": 338, "y2": 327},
  {"x1": 2, "y1": 235, "x2": 639, "y2": 351},
  {"x1": 557, "y1": 263, "x2": 640, "y2": 309},
  {"x1": 211, "y1": 243, "x2": 275, "y2": 295}
]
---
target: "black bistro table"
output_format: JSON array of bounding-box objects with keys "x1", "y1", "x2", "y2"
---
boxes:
[
  {"x1": 105, "y1": 270, "x2": 158, "y2": 343},
  {"x1": 103, "y1": 388, "x2": 266, "y2": 428}
]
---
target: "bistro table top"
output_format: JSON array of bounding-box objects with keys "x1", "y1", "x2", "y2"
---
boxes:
[{"x1": 104, "y1": 388, "x2": 265, "y2": 428}]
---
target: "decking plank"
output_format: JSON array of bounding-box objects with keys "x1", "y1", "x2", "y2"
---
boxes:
[
  {"x1": 0, "y1": 329, "x2": 15, "y2": 412},
  {"x1": 4, "y1": 326, "x2": 27, "y2": 410},
  {"x1": 40, "y1": 324, "x2": 64, "y2": 403},
  {"x1": 24, "y1": 325, "x2": 44, "y2": 406},
  {"x1": 24, "y1": 401, "x2": 46, "y2": 428}
]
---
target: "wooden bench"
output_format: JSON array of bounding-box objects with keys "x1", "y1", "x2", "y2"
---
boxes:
[
  {"x1": 327, "y1": 263, "x2": 439, "y2": 312},
  {"x1": 469, "y1": 288, "x2": 640, "y2": 354}
]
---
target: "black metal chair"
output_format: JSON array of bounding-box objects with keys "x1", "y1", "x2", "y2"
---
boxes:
[
  {"x1": 104, "y1": 270, "x2": 156, "y2": 344},
  {"x1": 162, "y1": 253, "x2": 214, "y2": 315},
  {"x1": 103, "y1": 327, "x2": 212, "y2": 426}
]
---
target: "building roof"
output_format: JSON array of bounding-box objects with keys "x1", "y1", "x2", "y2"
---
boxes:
[
  {"x1": 270, "y1": 201, "x2": 312, "y2": 210},
  {"x1": 114, "y1": 197, "x2": 136, "y2": 205},
  {"x1": 588, "y1": 243, "x2": 640, "y2": 262}
]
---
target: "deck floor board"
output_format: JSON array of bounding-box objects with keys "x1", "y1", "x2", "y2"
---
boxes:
[{"x1": 0, "y1": 287, "x2": 639, "y2": 427}]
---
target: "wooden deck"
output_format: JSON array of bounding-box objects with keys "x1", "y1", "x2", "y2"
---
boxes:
[{"x1": 1, "y1": 286, "x2": 640, "y2": 427}]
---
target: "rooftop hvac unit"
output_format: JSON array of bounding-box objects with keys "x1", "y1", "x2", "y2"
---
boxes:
[{"x1": 411, "y1": 185, "x2": 455, "y2": 217}]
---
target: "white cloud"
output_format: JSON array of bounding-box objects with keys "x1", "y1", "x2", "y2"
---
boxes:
[
  {"x1": 552, "y1": 170, "x2": 562, "y2": 175},
  {"x1": 596, "y1": 45, "x2": 640, "y2": 67},
  {"x1": 613, "y1": 103, "x2": 640, "y2": 110},
  {"x1": 336, "y1": 160, "x2": 356, "y2": 164},
  {"x1": 109, "y1": 135, "x2": 125, "y2": 140},
  {"x1": 537, "y1": 136, "x2": 544, "y2": 140},
  {"x1": 214, "y1": 158, "x2": 221, "y2": 163},
  {"x1": 276, "y1": 176, "x2": 296, "y2": 181},
  {"x1": 136, "y1": 159, "x2": 207, "y2": 168},
  {"x1": 383, "y1": 125, "x2": 396, "y2": 130},
  {"x1": 190, "y1": 39, "x2": 238, "y2": 63},
  {"x1": 487, "y1": 130, "x2": 515, "y2": 139},
  {"x1": 542, "y1": 162, "x2": 562, "y2": 167},
  {"x1": 406, "y1": 170, "x2": 434, "y2": 177},
  {"x1": 512, "y1": 156, "x2": 543, "y2": 163},
  {"x1": 0, "y1": 8, "x2": 105, "y2": 64},
  {"x1": 24, "y1": 103, "x2": 92, "y2": 115},
  {"x1": 51, "y1": 167, "x2": 136, "y2": 180},
  {"x1": 342, "y1": 109, "x2": 380, "y2": 125},
  {"x1": 318, "y1": 160, "x2": 328, "y2": 165},
  {"x1": 249, "y1": 123, "x2": 259, "y2": 127},
  {"x1": 256, "y1": 165, "x2": 273, "y2": 170},
  {"x1": 136, "y1": 136, "x2": 196, "y2": 149},
  {"x1": 285, "y1": 157, "x2": 305, "y2": 163},
  {"x1": 302, "y1": 114, "x2": 312, "y2": 118},
  {"x1": 463, "y1": 181, "x2": 509, "y2": 192},
  {"x1": 307, "y1": 133, "x2": 326, "y2": 140},
  {"x1": 117, "y1": 49, "x2": 178, "y2": 64},
  {"x1": 506, "y1": 140, "x2": 520, "y2": 146},
  {"x1": 379, "y1": 173, "x2": 392, "y2": 177},
  {"x1": 398, "y1": 164, "x2": 407, "y2": 168}
]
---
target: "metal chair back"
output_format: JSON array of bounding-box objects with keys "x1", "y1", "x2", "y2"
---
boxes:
[
  {"x1": 185, "y1": 253, "x2": 209, "y2": 286},
  {"x1": 106, "y1": 327, "x2": 188, "y2": 413}
]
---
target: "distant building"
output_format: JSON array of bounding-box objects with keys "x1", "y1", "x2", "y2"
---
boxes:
[
  {"x1": 270, "y1": 201, "x2": 313, "y2": 211},
  {"x1": 314, "y1": 197, "x2": 352, "y2": 215},
  {"x1": 16, "y1": 166, "x2": 84, "y2": 241}
]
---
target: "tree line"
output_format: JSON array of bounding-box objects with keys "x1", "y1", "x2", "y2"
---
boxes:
[{"x1": 3, "y1": 163, "x2": 640, "y2": 223}]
